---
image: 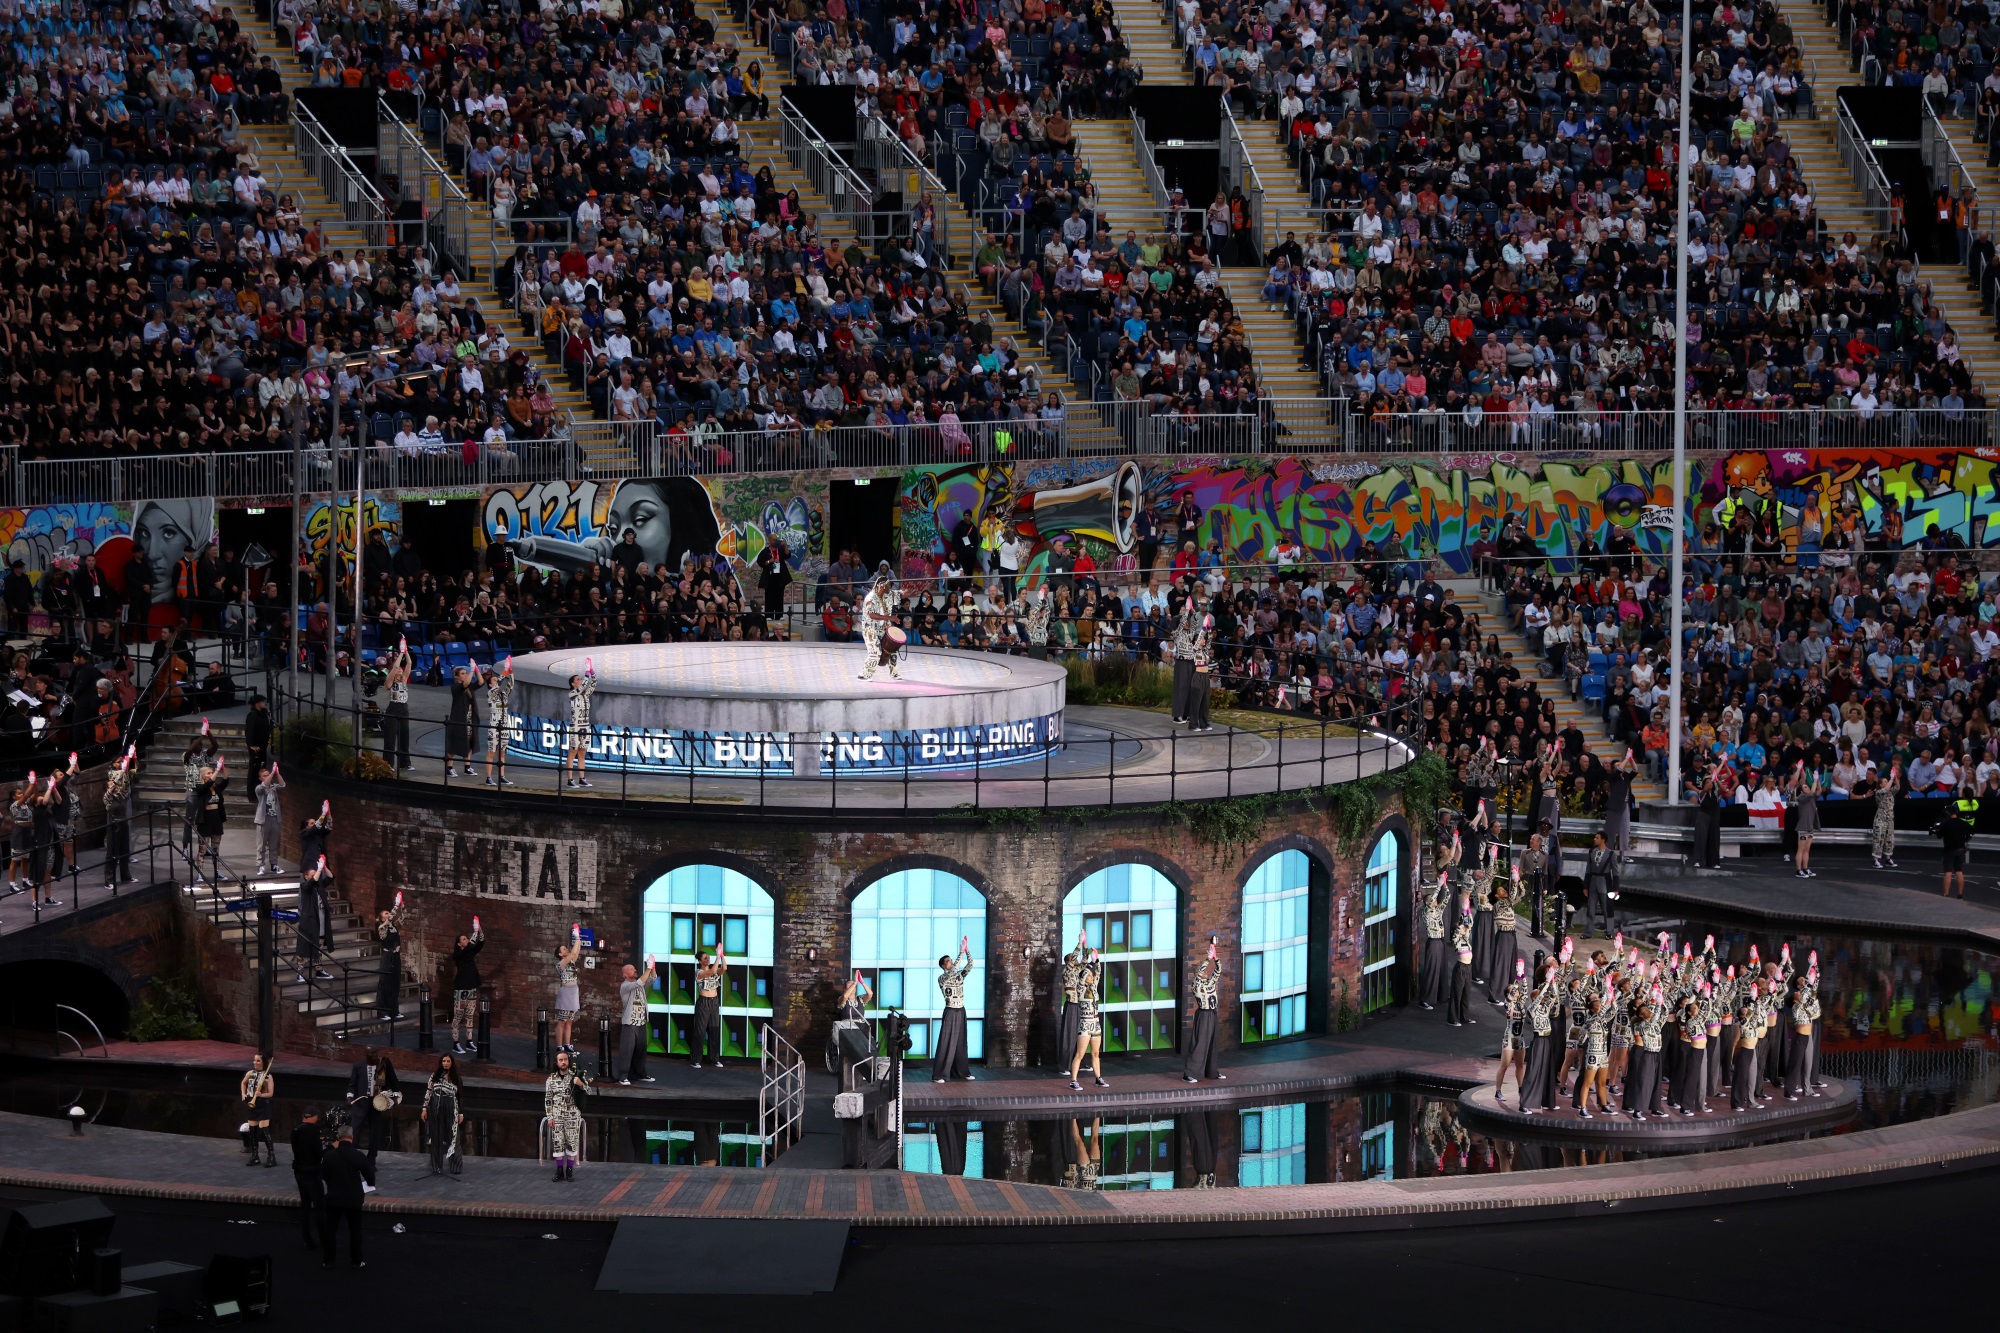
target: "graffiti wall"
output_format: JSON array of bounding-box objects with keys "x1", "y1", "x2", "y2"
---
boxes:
[
  {"x1": 707, "y1": 473, "x2": 829, "y2": 590},
  {"x1": 477, "y1": 476, "x2": 753, "y2": 591},
  {"x1": 0, "y1": 499, "x2": 216, "y2": 605},
  {"x1": 892, "y1": 446, "x2": 2000, "y2": 580},
  {"x1": 1704, "y1": 448, "x2": 2000, "y2": 548},
  {"x1": 303, "y1": 495, "x2": 402, "y2": 568},
  {"x1": 895, "y1": 454, "x2": 1686, "y2": 580}
]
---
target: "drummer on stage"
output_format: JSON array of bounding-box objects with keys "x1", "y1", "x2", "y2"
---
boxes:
[{"x1": 859, "y1": 571, "x2": 904, "y2": 680}]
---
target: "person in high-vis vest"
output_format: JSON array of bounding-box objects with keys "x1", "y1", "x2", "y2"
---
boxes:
[{"x1": 1956, "y1": 192, "x2": 1979, "y2": 264}]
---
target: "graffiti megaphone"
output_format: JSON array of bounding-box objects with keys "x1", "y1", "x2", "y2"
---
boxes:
[{"x1": 1012, "y1": 461, "x2": 1144, "y2": 552}]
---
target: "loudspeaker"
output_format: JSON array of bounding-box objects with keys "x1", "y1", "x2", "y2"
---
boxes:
[
  {"x1": 0, "y1": 1199, "x2": 116, "y2": 1298},
  {"x1": 201, "y1": 1255, "x2": 271, "y2": 1320},
  {"x1": 85, "y1": 1250, "x2": 119, "y2": 1298},
  {"x1": 120, "y1": 1262, "x2": 202, "y2": 1323}
]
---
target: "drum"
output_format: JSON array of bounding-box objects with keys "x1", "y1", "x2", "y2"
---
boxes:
[
  {"x1": 372, "y1": 1090, "x2": 401, "y2": 1113},
  {"x1": 884, "y1": 626, "x2": 908, "y2": 649}
]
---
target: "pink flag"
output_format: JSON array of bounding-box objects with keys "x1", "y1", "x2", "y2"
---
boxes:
[
  {"x1": 316, "y1": 855, "x2": 327, "y2": 873},
  {"x1": 320, "y1": 800, "x2": 330, "y2": 818},
  {"x1": 472, "y1": 915, "x2": 481, "y2": 933},
  {"x1": 200, "y1": 717, "x2": 209, "y2": 736},
  {"x1": 67, "y1": 751, "x2": 77, "y2": 769},
  {"x1": 394, "y1": 890, "x2": 403, "y2": 908}
]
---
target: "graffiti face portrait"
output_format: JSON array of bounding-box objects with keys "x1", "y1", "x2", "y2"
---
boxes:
[
  {"x1": 131, "y1": 499, "x2": 213, "y2": 605},
  {"x1": 604, "y1": 477, "x2": 722, "y2": 578},
  {"x1": 606, "y1": 481, "x2": 674, "y2": 569}
]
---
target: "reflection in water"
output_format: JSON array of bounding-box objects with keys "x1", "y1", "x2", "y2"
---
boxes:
[
  {"x1": 8, "y1": 923, "x2": 1996, "y2": 1185},
  {"x1": 0, "y1": 1066, "x2": 760, "y2": 1165},
  {"x1": 900, "y1": 920, "x2": 2000, "y2": 1189}
]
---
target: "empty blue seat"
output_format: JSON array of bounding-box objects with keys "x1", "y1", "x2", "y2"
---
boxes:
[
  {"x1": 1587, "y1": 651, "x2": 1608, "y2": 671},
  {"x1": 1580, "y1": 673, "x2": 1606, "y2": 701}
]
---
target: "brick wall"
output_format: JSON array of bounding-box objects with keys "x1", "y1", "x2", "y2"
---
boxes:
[{"x1": 269, "y1": 778, "x2": 1424, "y2": 1067}]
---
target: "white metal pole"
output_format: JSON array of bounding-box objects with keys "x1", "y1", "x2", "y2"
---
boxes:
[{"x1": 1667, "y1": 0, "x2": 1692, "y2": 808}]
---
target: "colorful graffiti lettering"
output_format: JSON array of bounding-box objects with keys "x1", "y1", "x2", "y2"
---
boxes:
[
  {"x1": 0, "y1": 502, "x2": 131, "y2": 579},
  {"x1": 304, "y1": 496, "x2": 401, "y2": 566},
  {"x1": 896, "y1": 455, "x2": 1692, "y2": 577},
  {"x1": 1712, "y1": 449, "x2": 2000, "y2": 549},
  {"x1": 481, "y1": 480, "x2": 608, "y2": 553}
]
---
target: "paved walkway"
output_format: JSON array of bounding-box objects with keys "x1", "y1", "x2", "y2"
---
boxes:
[
  {"x1": 6, "y1": 1090, "x2": 1999, "y2": 1231},
  {"x1": 282, "y1": 677, "x2": 1412, "y2": 810},
  {"x1": 1623, "y1": 848, "x2": 2000, "y2": 950}
]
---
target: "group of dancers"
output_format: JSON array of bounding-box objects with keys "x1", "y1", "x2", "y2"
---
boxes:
[{"x1": 1494, "y1": 932, "x2": 1828, "y2": 1118}]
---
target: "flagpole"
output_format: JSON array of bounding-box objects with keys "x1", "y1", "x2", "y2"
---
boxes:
[{"x1": 1667, "y1": 0, "x2": 1693, "y2": 809}]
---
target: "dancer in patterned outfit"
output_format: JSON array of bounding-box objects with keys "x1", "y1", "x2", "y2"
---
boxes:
[
  {"x1": 1625, "y1": 989, "x2": 1669, "y2": 1119},
  {"x1": 484, "y1": 659, "x2": 515, "y2": 787},
  {"x1": 1186, "y1": 609, "x2": 1215, "y2": 732},
  {"x1": 1056, "y1": 931, "x2": 1085, "y2": 1069},
  {"x1": 1493, "y1": 959, "x2": 1530, "y2": 1103},
  {"x1": 1416, "y1": 872, "x2": 1450, "y2": 1009},
  {"x1": 421, "y1": 1054, "x2": 464, "y2": 1176},
  {"x1": 1181, "y1": 939, "x2": 1224, "y2": 1082},
  {"x1": 1870, "y1": 763, "x2": 1900, "y2": 868},
  {"x1": 1484, "y1": 868, "x2": 1520, "y2": 993},
  {"x1": 1021, "y1": 586, "x2": 1052, "y2": 661},
  {"x1": 101, "y1": 756, "x2": 134, "y2": 887},
  {"x1": 1572, "y1": 993, "x2": 1615, "y2": 1117},
  {"x1": 1608, "y1": 969, "x2": 1635, "y2": 1094},
  {"x1": 1519, "y1": 963, "x2": 1563, "y2": 1113},
  {"x1": 1444, "y1": 896, "x2": 1476, "y2": 1027},
  {"x1": 449, "y1": 919, "x2": 484, "y2": 1054},
  {"x1": 374, "y1": 893, "x2": 405, "y2": 1021},
  {"x1": 1065, "y1": 948, "x2": 1107, "y2": 1090},
  {"x1": 552, "y1": 925, "x2": 583, "y2": 1053},
  {"x1": 544, "y1": 1049, "x2": 589, "y2": 1181},
  {"x1": 689, "y1": 947, "x2": 726, "y2": 1068},
  {"x1": 1785, "y1": 971, "x2": 1823, "y2": 1100},
  {"x1": 562, "y1": 659, "x2": 596, "y2": 788},
  {"x1": 1169, "y1": 597, "x2": 1199, "y2": 724},
  {"x1": 934, "y1": 937, "x2": 976, "y2": 1082},
  {"x1": 859, "y1": 575, "x2": 902, "y2": 680},
  {"x1": 1730, "y1": 980, "x2": 1770, "y2": 1112},
  {"x1": 1468, "y1": 840, "x2": 1496, "y2": 987}
]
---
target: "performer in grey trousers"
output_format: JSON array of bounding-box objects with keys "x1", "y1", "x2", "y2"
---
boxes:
[
  {"x1": 616, "y1": 955, "x2": 657, "y2": 1084},
  {"x1": 1170, "y1": 593, "x2": 1198, "y2": 724},
  {"x1": 100, "y1": 755, "x2": 134, "y2": 886},
  {"x1": 252, "y1": 762, "x2": 285, "y2": 873}
]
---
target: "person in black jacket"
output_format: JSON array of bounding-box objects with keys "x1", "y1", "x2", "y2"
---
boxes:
[
  {"x1": 345, "y1": 1051, "x2": 400, "y2": 1165},
  {"x1": 290, "y1": 1107, "x2": 327, "y2": 1249},
  {"x1": 318, "y1": 1124, "x2": 374, "y2": 1269},
  {"x1": 2, "y1": 560, "x2": 31, "y2": 637},
  {"x1": 1933, "y1": 803, "x2": 1973, "y2": 898}
]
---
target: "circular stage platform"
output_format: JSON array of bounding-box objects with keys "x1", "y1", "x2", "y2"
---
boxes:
[
  {"x1": 504, "y1": 642, "x2": 1066, "y2": 776},
  {"x1": 1458, "y1": 1077, "x2": 1858, "y2": 1143}
]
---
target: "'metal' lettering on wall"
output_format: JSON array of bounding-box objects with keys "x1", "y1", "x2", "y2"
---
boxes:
[{"x1": 378, "y1": 825, "x2": 600, "y2": 909}]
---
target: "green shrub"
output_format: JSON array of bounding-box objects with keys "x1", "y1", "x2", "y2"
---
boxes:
[
  {"x1": 281, "y1": 711, "x2": 357, "y2": 772},
  {"x1": 341, "y1": 750, "x2": 396, "y2": 782},
  {"x1": 127, "y1": 974, "x2": 207, "y2": 1042},
  {"x1": 1063, "y1": 654, "x2": 1175, "y2": 708}
]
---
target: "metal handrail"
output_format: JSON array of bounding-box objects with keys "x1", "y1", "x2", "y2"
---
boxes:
[
  {"x1": 758, "y1": 1020, "x2": 804, "y2": 1162},
  {"x1": 19, "y1": 401, "x2": 2000, "y2": 505},
  {"x1": 778, "y1": 99, "x2": 876, "y2": 222},
  {"x1": 55, "y1": 1004, "x2": 107, "y2": 1057},
  {"x1": 1833, "y1": 96, "x2": 1900, "y2": 239},
  {"x1": 1220, "y1": 100, "x2": 1269, "y2": 256}
]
